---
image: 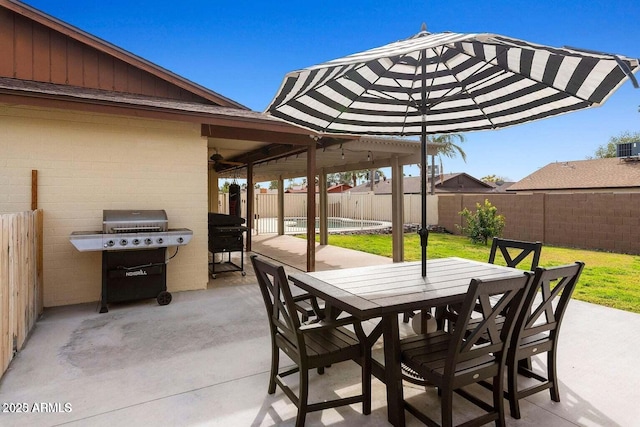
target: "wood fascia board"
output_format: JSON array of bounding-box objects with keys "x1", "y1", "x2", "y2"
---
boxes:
[
  {"x1": 1, "y1": 0, "x2": 245, "y2": 109},
  {"x1": 0, "y1": 91, "x2": 319, "y2": 138},
  {"x1": 0, "y1": 91, "x2": 240, "y2": 124}
]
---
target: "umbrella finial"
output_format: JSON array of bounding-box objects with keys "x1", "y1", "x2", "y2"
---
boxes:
[{"x1": 421, "y1": 22, "x2": 427, "y2": 32}]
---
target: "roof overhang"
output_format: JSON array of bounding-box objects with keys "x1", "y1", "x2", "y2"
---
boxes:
[{"x1": 0, "y1": 77, "x2": 441, "y2": 178}]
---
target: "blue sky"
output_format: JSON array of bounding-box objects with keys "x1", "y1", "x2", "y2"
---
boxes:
[{"x1": 25, "y1": 0, "x2": 640, "y2": 182}]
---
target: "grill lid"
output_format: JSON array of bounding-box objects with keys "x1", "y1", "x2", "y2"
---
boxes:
[{"x1": 103, "y1": 210, "x2": 168, "y2": 233}]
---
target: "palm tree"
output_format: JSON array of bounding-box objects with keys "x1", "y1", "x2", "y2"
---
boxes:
[
  {"x1": 428, "y1": 134, "x2": 467, "y2": 195},
  {"x1": 339, "y1": 171, "x2": 366, "y2": 188}
]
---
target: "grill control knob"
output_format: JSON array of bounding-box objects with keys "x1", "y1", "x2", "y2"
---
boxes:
[
  {"x1": 106, "y1": 240, "x2": 115, "y2": 248},
  {"x1": 132, "y1": 238, "x2": 140, "y2": 246},
  {"x1": 156, "y1": 237, "x2": 164, "y2": 245},
  {"x1": 120, "y1": 239, "x2": 128, "y2": 246},
  {"x1": 177, "y1": 237, "x2": 184, "y2": 244},
  {"x1": 144, "y1": 238, "x2": 153, "y2": 245}
]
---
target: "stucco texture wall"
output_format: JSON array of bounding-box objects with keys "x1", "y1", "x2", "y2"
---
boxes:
[{"x1": 0, "y1": 104, "x2": 209, "y2": 307}]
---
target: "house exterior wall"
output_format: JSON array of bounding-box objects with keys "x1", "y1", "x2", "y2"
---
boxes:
[
  {"x1": 439, "y1": 193, "x2": 640, "y2": 254},
  {"x1": 0, "y1": 104, "x2": 209, "y2": 307}
]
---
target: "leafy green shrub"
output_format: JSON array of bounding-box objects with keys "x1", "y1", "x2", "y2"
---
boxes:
[{"x1": 457, "y1": 199, "x2": 505, "y2": 245}]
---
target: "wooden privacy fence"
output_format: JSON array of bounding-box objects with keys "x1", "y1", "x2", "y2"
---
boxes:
[{"x1": 1, "y1": 210, "x2": 43, "y2": 378}]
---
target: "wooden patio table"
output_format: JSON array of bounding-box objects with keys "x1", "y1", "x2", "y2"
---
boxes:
[{"x1": 289, "y1": 257, "x2": 526, "y2": 427}]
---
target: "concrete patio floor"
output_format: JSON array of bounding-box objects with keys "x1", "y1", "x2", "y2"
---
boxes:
[{"x1": 1, "y1": 234, "x2": 639, "y2": 426}]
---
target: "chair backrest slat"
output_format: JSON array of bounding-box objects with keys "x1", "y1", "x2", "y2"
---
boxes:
[
  {"x1": 447, "y1": 273, "x2": 532, "y2": 369},
  {"x1": 489, "y1": 238, "x2": 542, "y2": 271},
  {"x1": 513, "y1": 262, "x2": 584, "y2": 349},
  {"x1": 251, "y1": 255, "x2": 303, "y2": 355}
]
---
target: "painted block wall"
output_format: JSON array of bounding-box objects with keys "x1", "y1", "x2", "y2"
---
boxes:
[
  {"x1": 439, "y1": 193, "x2": 640, "y2": 255},
  {"x1": 0, "y1": 104, "x2": 209, "y2": 306}
]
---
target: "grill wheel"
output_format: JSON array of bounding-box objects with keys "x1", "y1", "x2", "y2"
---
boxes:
[{"x1": 157, "y1": 291, "x2": 172, "y2": 306}]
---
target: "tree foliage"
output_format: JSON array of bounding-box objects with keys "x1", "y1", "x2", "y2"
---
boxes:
[
  {"x1": 428, "y1": 134, "x2": 467, "y2": 194},
  {"x1": 481, "y1": 174, "x2": 510, "y2": 184},
  {"x1": 457, "y1": 199, "x2": 505, "y2": 245},
  {"x1": 327, "y1": 170, "x2": 383, "y2": 187}
]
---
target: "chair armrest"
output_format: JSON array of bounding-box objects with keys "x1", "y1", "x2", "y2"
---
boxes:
[
  {"x1": 292, "y1": 293, "x2": 313, "y2": 302},
  {"x1": 292, "y1": 293, "x2": 325, "y2": 319},
  {"x1": 299, "y1": 316, "x2": 360, "y2": 332}
]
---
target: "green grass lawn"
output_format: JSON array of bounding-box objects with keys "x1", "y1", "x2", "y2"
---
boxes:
[{"x1": 313, "y1": 233, "x2": 640, "y2": 314}]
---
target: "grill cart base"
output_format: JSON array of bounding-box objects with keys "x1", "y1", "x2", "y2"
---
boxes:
[
  {"x1": 101, "y1": 247, "x2": 169, "y2": 313},
  {"x1": 208, "y1": 213, "x2": 248, "y2": 279}
]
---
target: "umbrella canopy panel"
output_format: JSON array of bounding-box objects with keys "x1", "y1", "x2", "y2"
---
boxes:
[
  {"x1": 266, "y1": 30, "x2": 639, "y2": 136},
  {"x1": 266, "y1": 27, "x2": 638, "y2": 279}
]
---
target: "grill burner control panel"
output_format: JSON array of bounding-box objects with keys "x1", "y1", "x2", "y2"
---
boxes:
[{"x1": 69, "y1": 228, "x2": 192, "y2": 252}]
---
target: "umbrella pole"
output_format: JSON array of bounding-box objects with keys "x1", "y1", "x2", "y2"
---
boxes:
[
  {"x1": 419, "y1": 48, "x2": 429, "y2": 278},
  {"x1": 419, "y1": 129, "x2": 429, "y2": 277}
]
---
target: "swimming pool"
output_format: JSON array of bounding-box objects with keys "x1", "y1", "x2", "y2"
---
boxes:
[{"x1": 283, "y1": 217, "x2": 391, "y2": 233}]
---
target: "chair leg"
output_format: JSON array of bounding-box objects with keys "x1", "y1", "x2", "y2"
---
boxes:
[
  {"x1": 434, "y1": 306, "x2": 446, "y2": 330},
  {"x1": 494, "y1": 372, "x2": 506, "y2": 427},
  {"x1": 507, "y1": 356, "x2": 521, "y2": 419},
  {"x1": 403, "y1": 311, "x2": 413, "y2": 323},
  {"x1": 441, "y1": 385, "x2": 453, "y2": 427},
  {"x1": 548, "y1": 350, "x2": 560, "y2": 402},
  {"x1": 362, "y1": 349, "x2": 372, "y2": 415},
  {"x1": 296, "y1": 368, "x2": 309, "y2": 427},
  {"x1": 268, "y1": 341, "x2": 279, "y2": 394},
  {"x1": 518, "y1": 357, "x2": 533, "y2": 373}
]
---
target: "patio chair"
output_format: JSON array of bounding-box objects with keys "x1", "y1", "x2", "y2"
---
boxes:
[
  {"x1": 502, "y1": 261, "x2": 585, "y2": 419},
  {"x1": 250, "y1": 255, "x2": 371, "y2": 427},
  {"x1": 400, "y1": 273, "x2": 532, "y2": 427},
  {"x1": 437, "y1": 238, "x2": 543, "y2": 329}
]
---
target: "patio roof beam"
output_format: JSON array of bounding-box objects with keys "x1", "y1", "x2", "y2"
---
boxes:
[{"x1": 202, "y1": 124, "x2": 320, "y2": 145}]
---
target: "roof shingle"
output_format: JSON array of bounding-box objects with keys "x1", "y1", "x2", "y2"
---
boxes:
[{"x1": 508, "y1": 157, "x2": 640, "y2": 191}]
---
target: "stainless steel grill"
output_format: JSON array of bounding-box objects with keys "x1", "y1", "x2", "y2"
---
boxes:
[
  {"x1": 69, "y1": 209, "x2": 193, "y2": 313},
  {"x1": 70, "y1": 210, "x2": 191, "y2": 252}
]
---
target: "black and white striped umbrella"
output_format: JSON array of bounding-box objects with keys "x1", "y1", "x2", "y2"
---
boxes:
[{"x1": 266, "y1": 27, "x2": 639, "y2": 276}]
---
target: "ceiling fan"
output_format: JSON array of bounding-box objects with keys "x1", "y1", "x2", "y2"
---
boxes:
[{"x1": 208, "y1": 148, "x2": 244, "y2": 169}]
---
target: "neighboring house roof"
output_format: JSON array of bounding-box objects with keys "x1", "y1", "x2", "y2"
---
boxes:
[
  {"x1": 349, "y1": 173, "x2": 495, "y2": 194},
  {"x1": 484, "y1": 181, "x2": 516, "y2": 192},
  {"x1": 285, "y1": 185, "x2": 314, "y2": 193},
  {"x1": 328, "y1": 184, "x2": 352, "y2": 193},
  {"x1": 508, "y1": 157, "x2": 640, "y2": 191}
]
